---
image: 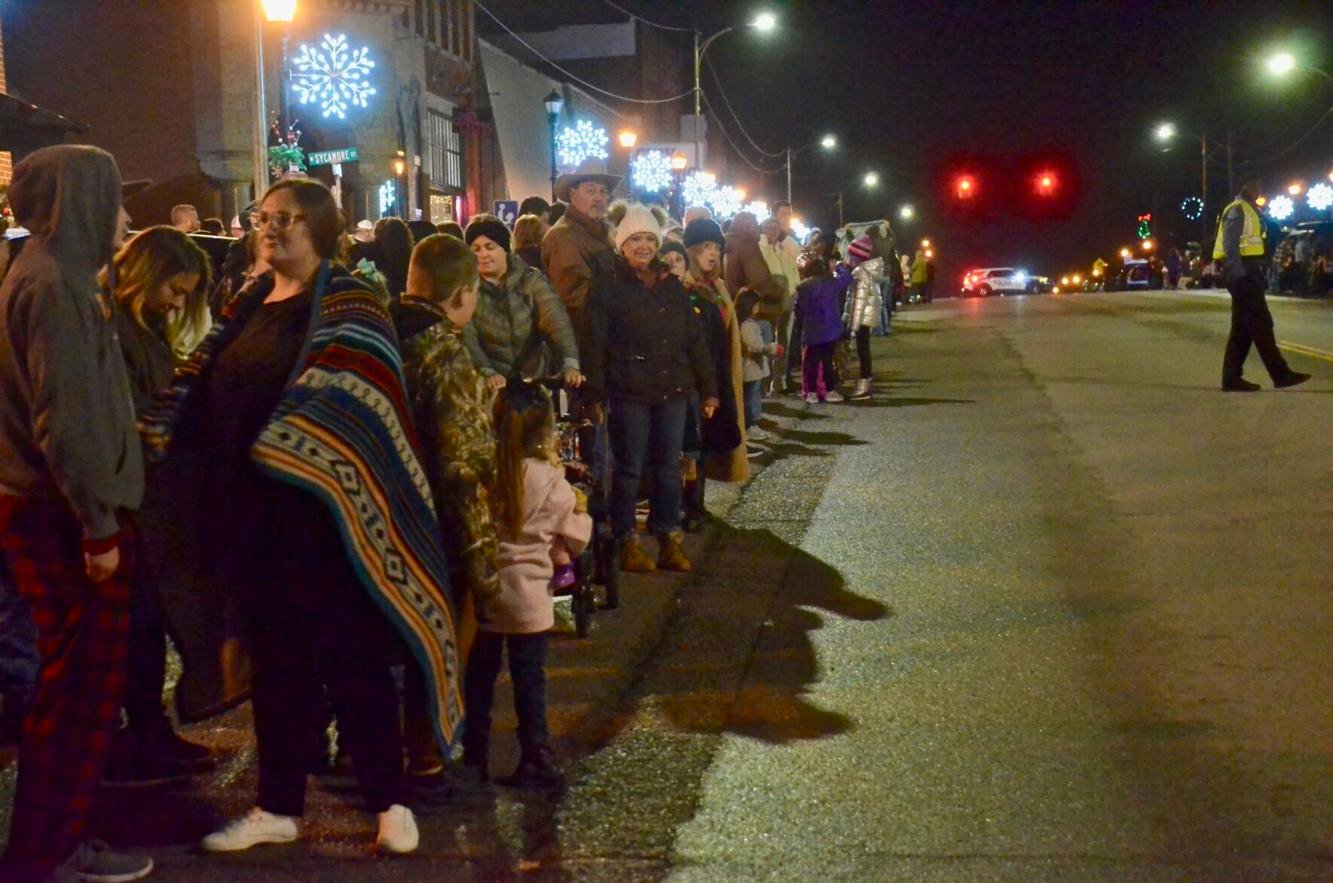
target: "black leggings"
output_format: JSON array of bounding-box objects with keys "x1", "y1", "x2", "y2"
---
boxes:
[{"x1": 855, "y1": 327, "x2": 872, "y2": 380}]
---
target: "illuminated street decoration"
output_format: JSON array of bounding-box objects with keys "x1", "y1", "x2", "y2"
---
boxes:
[
  {"x1": 1266, "y1": 195, "x2": 1294, "y2": 221},
  {"x1": 630, "y1": 150, "x2": 673, "y2": 193},
  {"x1": 1180, "y1": 196, "x2": 1203, "y2": 221},
  {"x1": 709, "y1": 185, "x2": 744, "y2": 219},
  {"x1": 682, "y1": 171, "x2": 718, "y2": 209},
  {"x1": 745, "y1": 200, "x2": 770, "y2": 219},
  {"x1": 556, "y1": 120, "x2": 609, "y2": 171},
  {"x1": 378, "y1": 180, "x2": 396, "y2": 216},
  {"x1": 292, "y1": 33, "x2": 376, "y2": 119},
  {"x1": 1307, "y1": 182, "x2": 1333, "y2": 212},
  {"x1": 790, "y1": 217, "x2": 811, "y2": 241}
]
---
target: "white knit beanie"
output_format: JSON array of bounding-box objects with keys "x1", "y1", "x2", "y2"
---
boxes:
[{"x1": 614, "y1": 203, "x2": 662, "y2": 251}]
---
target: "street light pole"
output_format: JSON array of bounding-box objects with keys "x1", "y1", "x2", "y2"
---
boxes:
[
  {"x1": 544, "y1": 90, "x2": 564, "y2": 201},
  {"x1": 252, "y1": 4, "x2": 269, "y2": 199},
  {"x1": 786, "y1": 144, "x2": 792, "y2": 205},
  {"x1": 693, "y1": 27, "x2": 733, "y2": 169}
]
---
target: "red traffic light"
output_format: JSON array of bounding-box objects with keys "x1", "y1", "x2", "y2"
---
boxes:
[
  {"x1": 1036, "y1": 171, "x2": 1057, "y2": 194},
  {"x1": 955, "y1": 175, "x2": 976, "y2": 198}
]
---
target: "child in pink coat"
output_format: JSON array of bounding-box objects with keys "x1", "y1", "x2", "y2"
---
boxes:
[{"x1": 462, "y1": 382, "x2": 591, "y2": 790}]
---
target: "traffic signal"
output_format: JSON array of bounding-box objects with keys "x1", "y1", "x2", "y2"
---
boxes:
[
  {"x1": 1035, "y1": 170, "x2": 1057, "y2": 195},
  {"x1": 955, "y1": 175, "x2": 976, "y2": 199}
]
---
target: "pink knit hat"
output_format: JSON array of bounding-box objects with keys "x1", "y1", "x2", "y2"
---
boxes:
[{"x1": 847, "y1": 235, "x2": 873, "y2": 266}]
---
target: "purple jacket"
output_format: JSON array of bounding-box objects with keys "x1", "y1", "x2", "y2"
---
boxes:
[{"x1": 795, "y1": 273, "x2": 851, "y2": 346}]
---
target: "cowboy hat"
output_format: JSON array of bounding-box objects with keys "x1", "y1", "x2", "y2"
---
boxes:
[{"x1": 553, "y1": 157, "x2": 622, "y2": 202}]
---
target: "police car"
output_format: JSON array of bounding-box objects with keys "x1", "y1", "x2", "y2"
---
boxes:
[{"x1": 961, "y1": 267, "x2": 1030, "y2": 297}]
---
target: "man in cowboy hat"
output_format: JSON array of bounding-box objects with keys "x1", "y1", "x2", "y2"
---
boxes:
[{"x1": 541, "y1": 157, "x2": 621, "y2": 353}]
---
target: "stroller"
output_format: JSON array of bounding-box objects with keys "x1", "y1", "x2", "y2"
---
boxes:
[{"x1": 539, "y1": 378, "x2": 620, "y2": 638}]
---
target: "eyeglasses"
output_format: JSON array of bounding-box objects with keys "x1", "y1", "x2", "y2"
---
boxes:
[{"x1": 251, "y1": 211, "x2": 305, "y2": 231}]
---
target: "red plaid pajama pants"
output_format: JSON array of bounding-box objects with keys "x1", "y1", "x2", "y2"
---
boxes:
[{"x1": 0, "y1": 495, "x2": 131, "y2": 880}]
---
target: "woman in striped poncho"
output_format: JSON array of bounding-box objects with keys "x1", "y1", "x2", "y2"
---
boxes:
[{"x1": 139, "y1": 180, "x2": 460, "y2": 857}]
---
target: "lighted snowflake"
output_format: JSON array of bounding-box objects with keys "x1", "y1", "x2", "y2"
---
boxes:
[
  {"x1": 709, "y1": 185, "x2": 745, "y2": 220},
  {"x1": 1267, "y1": 195, "x2": 1294, "y2": 221},
  {"x1": 556, "y1": 120, "x2": 609, "y2": 171},
  {"x1": 630, "y1": 150, "x2": 673, "y2": 193},
  {"x1": 744, "y1": 200, "x2": 770, "y2": 219},
  {"x1": 1307, "y1": 183, "x2": 1333, "y2": 213},
  {"x1": 682, "y1": 171, "x2": 718, "y2": 210},
  {"x1": 292, "y1": 33, "x2": 376, "y2": 119},
  {"x1": 1180, "y1": 196, "x2": 1203, "y2": 221},
  {"x1": 378, "y1": 180, "x2": 396, "y2": 216},
  {"x1": 790, "y1": 217, "x2": 811, "y2": 242}
]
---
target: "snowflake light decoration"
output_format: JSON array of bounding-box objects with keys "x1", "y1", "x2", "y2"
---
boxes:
[
  {"x1": 744, "y1": 200, "x2": 770, "y2": 219},
  {"x1": 378, "y1": 180, "x2": 396, "y2": 216},
  {"x1": 790, "y1": 217, "x2": 811, "y2": 242},
  {"x1": 682, "y1": 171, "x2": 718, "y2": 211},
  {"x1": 1266, "y1": 195, "x2": 1294, "y2": 221},
  {"x1": 556, "y1": 120, "x2": 609, "y2": 171},
  {"x1": 709, "y1": 185, "x2": 745, "y2": 220},
  {"x1": 1307, "y1": 182, "x2": 1333, "y2": 213},
  {"x1": 292, "y1": 33, "x2": 376, "y2": 119},
  {"x1": 630, "y1": 150, "x2": 673, "y2": 193},
  {"x1": 1180, "y1": 196, "x2": 1203, "y2": 221}
]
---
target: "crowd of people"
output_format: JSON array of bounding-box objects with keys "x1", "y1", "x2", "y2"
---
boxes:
[{"x1": 0, "y1": 146, "x2": 903, "y2": 881}]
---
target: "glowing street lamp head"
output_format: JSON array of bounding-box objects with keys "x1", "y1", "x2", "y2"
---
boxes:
[
  {"x1": 1154, "y1": 122, "x2": 1177, "y2": 142},
  {"x1": 752, "y1": 11, "x2": 778, "y2": 32},
  {"x1": 1119, "y1": 247, "x2": 1131, "y2": 258},
  {"x1": 1287, "y1": 181, "x2": 1303, "y2": 196},
  {"x1": 1141, "y1": 239, "x2": 1155, "y2": 251},
  {"x1": 1266, "y1": 51, "x2": 1296, "y2": 76},
  {"x1": 617, "y1": 130, "x2": 638, "y2": 149},
  {"x1": 863, "y1": 171, "x2": 879, "y2": 188},
  {"x1": 899, "y1": 204, "x2": 914, "y2": 220},
  {"x1": 670, "y1": 153, "x2": 688, "y2": 171},
  {"x1": 820, "y1": 134, "x2": 837, "y2": 150},
  {"x1": 262, "y1": 0, "x2": 297, "y2": 23}
]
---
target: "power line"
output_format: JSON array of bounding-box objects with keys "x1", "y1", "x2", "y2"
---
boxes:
[
  {"x1": 700, "y1": 91, "x2": 787, "y2": 175},
  {"x1": 597, "y1": 0, "x2": 694, "y2": 32},
  {"x1": 1241, "y1": 101, "x2": 1333, "y2": 167},
  {"x1": 475, "y1": 2, "x2": 695, "y2": 106},
  {"x1": 705, "y1": 56, "x2": 785, "y2": 157}
]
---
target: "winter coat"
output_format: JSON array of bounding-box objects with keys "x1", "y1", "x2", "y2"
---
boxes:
[
  {"x1": 910, "y1": 250, "x2": 929, "y2": 285},
  {"x1": 759, "y1": 234, "x2": 801, "y2": 304},
  {"x1": 115, "y1": 307, "x2": 175, "y2": 418},
  {"x1": 516, "y1": 245, "x2": 545, "y2": 275},
  {"x1": 490, "y1": 458, "x2": 592, "y2": 634},
  {"x1": 0, "y1": 145, "x2": 143, "y2": 542},
  {"x1": 462, "y1": 255, "x2": 579, "y2": 380},
  {"x1": 584, "y1": 259, "x2": 718, "y2": 406},
  {"x1": 845, "y1": 257, "x2": 885, "y2": 330},
  {"x1": 398, "y1": 297, "x2": 500, "y2": 609},
  {"x1": 739, "y1": 317, "x2": 778, "y2": 382},
  {"x1": 724, "y1": 216, "x2": 789, "y2": 322},
  {"x1": 795, "y1": 273, "x2": 849, "y2": 346},
  {"x1": 541, "y1": 208, "x2": 615, "y2": 353},
  {"x1": 684, "y1": 271, "x2": 747, "y2": 482}
]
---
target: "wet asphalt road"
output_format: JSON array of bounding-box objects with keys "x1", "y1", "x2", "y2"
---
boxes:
[{"x1": 4, "y1": 290, "x2": 1330, "y2": 881}]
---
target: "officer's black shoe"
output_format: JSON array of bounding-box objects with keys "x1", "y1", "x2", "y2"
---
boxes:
[
  {"x1": 1221, "y1": 378, "x2": 1261, "y2": 392},
  {"x1": 1274, "y1": 371, "x2": 1311, "y2": 389}
]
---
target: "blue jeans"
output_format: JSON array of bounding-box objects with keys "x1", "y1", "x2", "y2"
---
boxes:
[
  {"x1": 742, "y1": 380, "x2": 763, "y2": 428},
  {"x1": 0, "y1": 557, "x2": 38, "y2": 711},
  {"x1": 608, "y1": 396, "x2": 687, "y2": 538},
  {"x1": 463, "y1": 630, "x2": 549, "y2": 761}
]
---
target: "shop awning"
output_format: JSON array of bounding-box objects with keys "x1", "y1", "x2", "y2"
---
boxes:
[{"x1": 0, "y1": 91, "x2": 87, "y2": 156}]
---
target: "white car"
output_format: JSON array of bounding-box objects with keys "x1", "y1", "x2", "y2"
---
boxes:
[{"x1": 962, "y1": 267, "x2": 1029, "y2": 297}]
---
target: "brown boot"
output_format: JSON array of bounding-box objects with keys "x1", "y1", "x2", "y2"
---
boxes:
[
  {"x1": 619, "y1": 535, "x2": 656, "y2": 573},
  {"x1": 657, "y1": 530, "x2": 692, "y2": 572}
]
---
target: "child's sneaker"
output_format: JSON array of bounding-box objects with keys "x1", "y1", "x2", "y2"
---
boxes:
[
  {"x1": 803, "y1": 393, "x2": 819, "y2": 404},
  {"x1": 824, "y1": 390, "x2": 845, "y2": 403}
]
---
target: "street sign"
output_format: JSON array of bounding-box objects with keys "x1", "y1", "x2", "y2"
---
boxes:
[
  {"x1": 492, "y1": 200, "x2": 518, "y2": 226},
  {"x1": 308, "y1": 147, "x2": 359, "y2": 167}
]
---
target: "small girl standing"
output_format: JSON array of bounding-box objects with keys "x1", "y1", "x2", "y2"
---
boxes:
[
  {"x1": 736, "y1": 290, "x2": 781, "y2": 442},
  {"x1": 463, "y1": 383, "x2": 592, "y2": 790},
  {"x1": 793, "y1": 255, "x2": 850, "y2": 403}
]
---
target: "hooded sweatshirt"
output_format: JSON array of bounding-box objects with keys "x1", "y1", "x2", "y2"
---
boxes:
[{"x1": 0, "y1": 145, "x2": 143, "y2": 540}]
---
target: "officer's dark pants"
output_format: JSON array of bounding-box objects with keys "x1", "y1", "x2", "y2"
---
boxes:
[{"x1": 1223, "y1": 268, "x2": 1291, "y2": 385}]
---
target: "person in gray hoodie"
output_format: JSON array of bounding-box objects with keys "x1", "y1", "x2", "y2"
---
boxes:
[{"x1": 0, "y1": 145, "x2": 154, "y2": 882}]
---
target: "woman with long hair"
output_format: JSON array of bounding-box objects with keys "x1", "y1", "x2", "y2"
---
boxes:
[
  {"x1": 373, "y1": 216, "x2": 413, "y2": 303},
  {"x1": 100, "y1": 227, "x2": 216, "y2": 785},
  {"x1": 511, "y1": 213, "x2": 547, "y2": 274},
  {"x1": 141, "y1": 179, "x2": 461, "y2": 857}
]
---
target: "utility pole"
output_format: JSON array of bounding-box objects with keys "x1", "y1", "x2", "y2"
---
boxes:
[
  {"x1": 693, "y1": 31, "x2": 701, "y2": 169},
  {"x1": 1201, "y1": 133, "x2": 1208, "y2": 244},
  {"x1": 786, "y1": 145, "x2": 792, "y2": 204},
  {"x1": 251, "y1": 6, "x2": 268, "y2": 199}
]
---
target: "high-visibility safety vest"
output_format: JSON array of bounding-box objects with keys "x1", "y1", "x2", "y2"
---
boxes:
[{"x1": 1212, "y1": 199, "x2": 1265, "y2": 260}]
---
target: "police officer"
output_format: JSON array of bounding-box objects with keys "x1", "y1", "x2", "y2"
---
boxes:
[{"x1": 1215, "y1": 178, "x2": 1310, "y2": 391}]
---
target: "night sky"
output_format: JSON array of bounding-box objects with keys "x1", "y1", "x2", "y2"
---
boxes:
[{"x1": 610, "y1": 0, "x2": 1331, "y2": 282}]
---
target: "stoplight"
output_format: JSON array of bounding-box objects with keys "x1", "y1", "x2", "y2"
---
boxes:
[
  {"x1": 955, "y1": 175, "x2": 976, "y2": 199},
  {"x1": 1035, "y1": 171, "x2": 1057, "y2": 195}
]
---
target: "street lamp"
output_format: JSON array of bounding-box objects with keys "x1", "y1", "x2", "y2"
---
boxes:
[
  {"x1": 863, "y1": 171, "x2": 879, "y2": 188},
  {"x1": 544, "y1": 89, "x2": 564, "y2": 200},
  {"x1": 1151, "y1": 121, "x2": 1227, "y2": 239},
  {"x1": 261, "y1": 0, "x2": 297, "y2": 137},
  {"x1": 1154, "y1": 122, "x2": 1177, "y2": 142},
  {"x1": 784, "y1": 132, "x2": 837, "y2": 203},
  {"x1": 1263, "y1": 49, "x2": 1333, "y2": 84},
  {"x1": 1287, "y1": 181, "x2": 1303, "y2": 196},
  {"x1": 252, "y1": 0, "x2": 299, "y2": 199},
  {"x1": 617, "y1": 129, "x2": 638, "y2": 149},
  {"x1": 820, "y1": 133, "x2": 837, "y2": 150},
  {"x1": 693, "y1": 12, "x2": 777, "y2": 167},
  {"x1": 899, "y1": 204, "x2": 914, "y2": 220}
]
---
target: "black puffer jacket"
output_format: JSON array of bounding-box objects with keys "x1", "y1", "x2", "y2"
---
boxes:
[{"x1": 584, "y1": 258, "x2": 717, "y2": 405}]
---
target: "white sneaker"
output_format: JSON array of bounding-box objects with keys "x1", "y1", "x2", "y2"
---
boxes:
[
  {"x1": 748, "y1": 427, "x2": 769, "y2": 442},
  {"x1": 824, "y1": 390, "x2": 845, "y2": 403},
  {"x1": 803, "y1": 393, "x2": 819, "y2": 404},
  {"x1": 851, "y1": 379, "x2": 872, "y2": 399},
  {"x1": 376, "y1": 804, "x2": 419, "y2": 855},
  {"x1": 201, "y1": 807, "x2": 298, "y2": 852}
]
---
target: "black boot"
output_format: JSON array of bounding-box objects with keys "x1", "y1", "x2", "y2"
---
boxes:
[{"x1": 496, "y1": 745, "x2": 564, "y2": 791}]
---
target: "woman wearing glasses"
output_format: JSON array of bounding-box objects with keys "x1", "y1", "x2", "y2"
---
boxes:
[{"x1": 139, "y1": 180, "x2": 462, "y2": 856}]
